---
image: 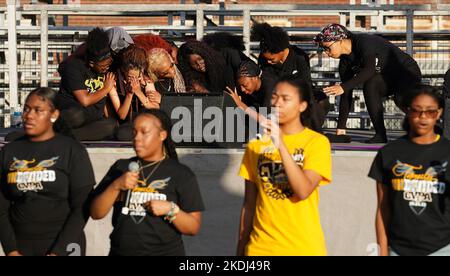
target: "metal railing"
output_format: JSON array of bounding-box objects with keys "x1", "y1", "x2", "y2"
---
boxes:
[{"x1": 1, "y1": 2, "x2": 449, "y2": 129}]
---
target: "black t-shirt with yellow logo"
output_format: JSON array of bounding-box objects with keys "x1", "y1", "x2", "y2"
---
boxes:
[
  {"x1": 58, "y1": 58, "x2": 107, "y2": 120},
  {"x1": 93, "y1": 157, "x2": 205, "y2": 256},
  {"x1": 0, "y1": 135, "x2": 95, "y2": 256},
  {"x1": 369, "y1": 136, "x2": 450, "y2": 256}
]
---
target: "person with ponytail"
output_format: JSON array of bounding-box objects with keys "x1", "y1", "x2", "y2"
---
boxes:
[
  {"x1": 0, "y1": 88, "x2": 95, "y2": 256},
  {"x1": 370, "y1": 85, "x2": 450, "y2": 256},
  {"x1": 237, "y1": 75, "x2": 332, "y2": 256},
  {"x1": 90, "y1": 109, "x2": 204, "y2": 256}
]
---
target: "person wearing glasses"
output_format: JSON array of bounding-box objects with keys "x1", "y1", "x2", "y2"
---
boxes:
[
  {"x1": 314, "y1": 24, "x2": 422, "y2": 144},
  {"x1": 147, "y1": 48, "x2": 186, "y2": 94},
  {"x1": 57, "y1": 27, "x2": 118, "y2": 141},
  {"x1": 369, "y1": 85, "x2": 450, "y2": 256}
]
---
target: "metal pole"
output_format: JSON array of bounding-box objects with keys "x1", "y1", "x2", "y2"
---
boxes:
[
  {"x1": 406, "y1": 9, "x2": 414, "y2": 56},
  {"x1": 196, "y1": 8, "x2": 204, "y2": 40},
  {"x1": 7, "y1": 0, "x2": 18, "y2": 110},
  {"x1": 40, "y1": 9, "x2": 48, "y2": 87},
  {"x1": 219, "y1": 0, "x2": 225, "y2": 26},
  {"x1": 63, "y1": 0, "x2": 68, "y2": 26},
  {"x1": 243, "y1": 9, "x2": 251, "y2": 57},
  {"x1": 180, "y1": 0, "x2": 186, "y2": 26}
]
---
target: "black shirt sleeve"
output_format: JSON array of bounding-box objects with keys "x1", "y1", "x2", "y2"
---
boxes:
[
  {"x1": 368, "y1": 150, "x2": 387, "y2": 185},
  {"x1": 176, "y1": 170, "x2": 205, "y2": 213},
  {"x1": 60, "y1": 61, "x2": 88, "y2": 94},
  {"x1": 341, "y1": 38, "x2": 377, "y2": 92},
  {"x1": 91, "y1": 160, "x2": 123, "y2": 198},
  {"x1": 261, "y1": 72, "x2": 277, "y2": 108},
  {"x1": 338, "y1": 56, "x2": 356, "y2": 83},
  {"x1": 293, "y1": 52, "x2": 313, "y2": 88},
  {"x1": 50, "y1": 145, "x2": 96, "y2": 255},
  {"x1": 0, "y1": 148, "x2": 18, "y2": 255}
]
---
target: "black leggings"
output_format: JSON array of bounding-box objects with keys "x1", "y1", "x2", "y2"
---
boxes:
[
  {"x1": 307, "y1": 90, "x2": 331, "y2": 132},
  {"x1": 338, "y1": 72, "x2": 421, "y2": 136},
  {"x1": 60, "y1": 108, "x2": 117, "y2": 141},
  {"x1": 115, "y1": 123, "x2": 133, "y2": 141}
]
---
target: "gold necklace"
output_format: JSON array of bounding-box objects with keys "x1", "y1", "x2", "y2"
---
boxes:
[{"x1": 138, "y1": 154, "x2": 166, "y2": 185}]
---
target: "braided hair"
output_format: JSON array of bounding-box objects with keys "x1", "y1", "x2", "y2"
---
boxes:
[
  {"x1": 135, "y1": 109, "x2": 179, "y2": 161},
  {"x1": 237, "y1": 60, "x2": 262, "y2": 79}
]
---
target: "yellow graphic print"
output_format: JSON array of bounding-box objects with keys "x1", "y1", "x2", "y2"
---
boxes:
[
  {"x1": 85, "y1": 75, "x2": 105, "y2": 94},
  {"x1": 126, "y1": 177, "x2": 171, "y2": 218},
  {"x1": 7, "y1": 157, "x2": 59, "y2": 192},
  {"x1": 391, "y1": 160, "x2": 447, "y2": 216},
  {"x1": 257, "y1": 147, "x2": 304, "y2": 200}
]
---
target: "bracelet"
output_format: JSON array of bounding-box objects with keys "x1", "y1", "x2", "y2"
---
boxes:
[{"x1": 164, "y1": 201, "x2": 180, "y2": 223}]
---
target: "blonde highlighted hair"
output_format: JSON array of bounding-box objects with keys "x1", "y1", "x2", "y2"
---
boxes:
[{"x1": 147, "y1": 48, "x2": 186, "y2": 93}]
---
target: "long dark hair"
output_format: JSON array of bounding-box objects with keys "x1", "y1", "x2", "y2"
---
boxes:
[
  {"x1": 177, "y1": 40, "x2": 227, "y2": 93},
  {"x1": 135, "y1": 109, "x2": 178, "y2": 161},
  {"x1": 202, "y1": 32, "x2": 245, "y2": 52},
  {"x1": 402, "y1": 85, "x2": 445, "y2": 134},
  {"x1": 275, "y1": 74, "x2": 313, "y2": 127}
]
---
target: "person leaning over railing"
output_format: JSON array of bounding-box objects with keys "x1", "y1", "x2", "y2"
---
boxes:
[
  {"x1": 147, "y1": 48, "x2": 186, "y2": 94},
  {"x1": 178, "y1": 40, "x2": 235, "y2": 94},
  {"x1": 369, "y1": 85, "x2": 450, "y2": 256},
  {"x1": 237, "y1": 75, "x2": 332, "y2": 256},
  {"x1": 57, "y1": 27, "x2": 118, "y2": 141},
  {"x1": 314, "y1": 23, "x2": 422, "y2": 144},
  {"x1": 203, "y1": 32, "x2": 252, "y2": 78},
  {"x1": 227, "y1": 60, "x2": 278, "y2": 113},
  {"x1": 252, "y1": 23, "x2": 330, "y2": 132}
]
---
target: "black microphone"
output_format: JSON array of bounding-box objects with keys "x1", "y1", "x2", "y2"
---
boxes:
[{"x1": 121, "y1": 161, "x2": 140, "y2": 215}]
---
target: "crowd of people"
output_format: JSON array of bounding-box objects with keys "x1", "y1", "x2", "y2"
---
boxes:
[
  {"x1": 0, "y1": 23, "x2": 449, "y2": 257},
  {"x1": 4, "y1": 22, "x2": 426, "y2": 144}
]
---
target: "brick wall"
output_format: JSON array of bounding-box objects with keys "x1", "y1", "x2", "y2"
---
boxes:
[{"x1": 1, "y1": 0, "x2": 448, "y2": 29}]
